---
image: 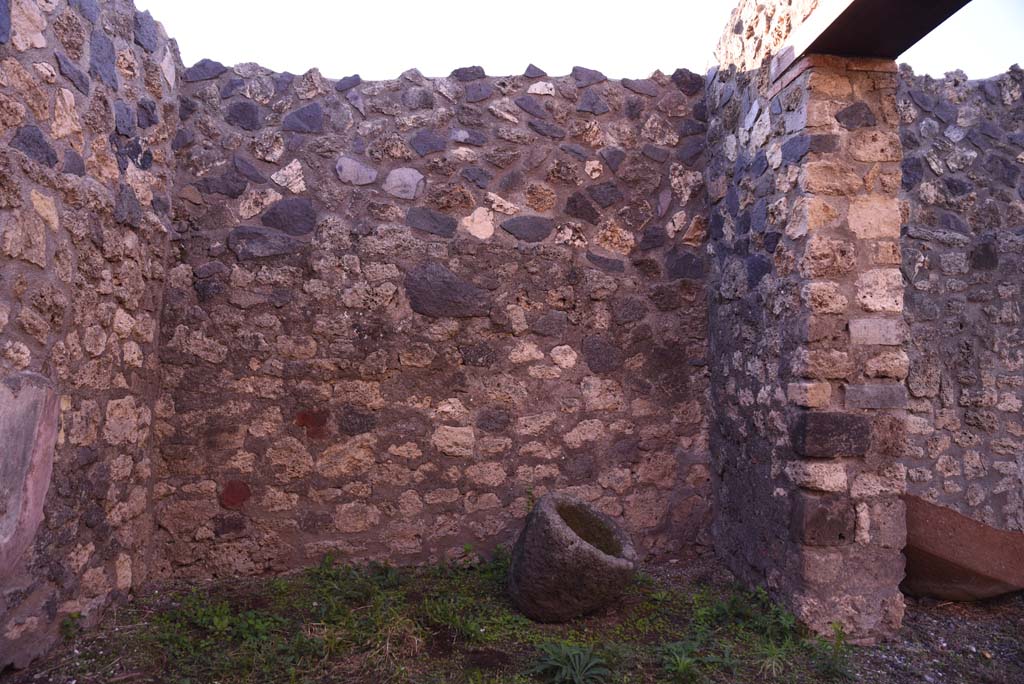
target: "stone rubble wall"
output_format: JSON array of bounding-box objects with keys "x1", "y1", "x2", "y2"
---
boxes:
[
  {"x1": 0, "y1": 0, "x2": 180, "y2": 668},
  {"x1": 2, "y1": 0, "x2": 1023, "y2": 668},
  {"x1": 899, "y1": 65, "x2": 1024, "y2": 531},
  {"x1": 153, "y1": 63, "x2": 713, "y2": 579}
]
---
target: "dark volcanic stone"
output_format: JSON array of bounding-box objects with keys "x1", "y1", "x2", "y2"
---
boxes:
[
  {"x1": 226, "y1": 101, "x2": 263, "y2": 131},
  {"x1": 406, "y1": 206, "x2": 456, "y2": 237},
  {"x1": 410, "y1": 129, "x2": 447, "y2": 156},
  {"x1": 220, "y1": 78, "x2": 244, "y2": 99},
  {"x1": 835, "y1": 101, "x2": 876, "y2": 129},
  {"x1": 461, "y1": 342, "x2": 496, "y2": 367},
  {"x1": 677, "y1": 137, "x2": 705, "y2": 166},
  {"x1": 577, "y1": 89, "x2": 610, "y2": 115},
  {"x1": 89, "y1": 28, "x2": 118, "y2": 89},
  {"x1": 133, "y1": 10, "x2": 159, "y2": 52},
  {"x1": 346, "y1": 89, "x2": 366, "y2": 116},
  {"x1": 587, "y1": 182, "x2": 624, "y2": 208},
  {"x1": 403, "y1": 86, "x2": 435, "y2": 110},
  {"x1": 508, "y1": 494, "x2": 637, "y2": 623},
  {"x1": 114, "y1": 184, "x2": 143, "y2": 227},
  {"x1": 745, "y1": 255, "x2": 772, "y2": 287},
  {"x1": 514, "y1": 95, "x2": 547, "y2": 119},
  {"x1": 179, "y1": 97, "x2": 198, "y2": 121},
  {"x1": 338, "y1": 407, "x2": 377, "y2": 435},
  {"x1": 233, "y1": 155, "x2": 266, "y2": 184},
  {"x1": 63, "y1": 149, "x2": 86, "y2": 176},
  {"x1": 983, "y1": 154, "x2": 1020, "y2": 188},
  {"x1": 0, "y1": 0, "x2": 10, "y2": 44},
  {"x1": 909, "y1": 89, "x2": 935, "y2": 112},
  {"x1": 282, "y1": 102, "x2": 325, "y2": 133},
  {"x1": 792, "y1": 411, "x2": 871, "y2": 459},
  {"x1": 113, "y1": 101, "x2": 136, "y2": 137},
  {"x1": 137, "y1": 99, "x2": 159, "y2": 129},
  {"x1": 335, "y1": 74, "x2": 361, "y2": 91},
  {"x1": 11, "y1": 126, "x2": 58, "y2": 167},
  {"x1": 642, "y1": 144, "x2": 669, "y2": 163},
  {"x1": 451, "y1": 66, "x2": 486, "y2": 81},
  {"x1": 571, "y1": 66, "x2": 606, "y2": 88},
  {"x1": 531, "y1": 311, "x2": 568, "y2": 338},
  {"x1": 196, "y1": 170, "x2": 247, "y2": 198},
  {"x1": 228, "y1": 226, "x2": 305, "y2": 260},
  {"x1": 172, "y1": 128, "x2": 195, "y2": 151},
  {"x1": 599, "y1": 146, "x2": 626, "y2": 172},
  {"x1": 665, "y1": 248, "x2": 704, "y2": 280},
  {"x1": 566, "y1": 192, "x2": 600, "y2": 225},
  {"x1": 476, "y1": 407, "x2": 511, "y2": 433},
  {"x1": 677, "y1": 118, "x2": 706, "y2": 138},
  {"x1": 261, "y1": 198, "x2": 317, "y2": 236},
  {"x1": 586, "y1": 252, "x2": 625, "y2": 272},
  {"x1": 971, "y1": 240, "x2": 998, "y2": 270},
  {"x1": 460, "y1": 166, "x2": 492, "y2": 189},
  {"x1": 671, "y1": 68, "x2": 704, "y2": 95},
  {"x1": 500, "y1": 216, "x2": 554, "y2": 243},
  {"x1": 622, "y1": 78, "x2": 659, "y2": 97},
  {"x1": 902, "y1": 156, "x2": 924, "y2": 191},
  {"x1": 464, "y1": 81, "x2": 494, "y2": 103},
  {"x1": 638, "y1": 224, "x2": 667, "y2": 251},
  {"x1": 56, "y1": 52, "x2": 90, "y2": 95},
  {"x1": 451, "y1": 128, "x2": 487, "y2": 146},
  {"x1": 582, "y1": 335, "x2": 623, "y2": 374},
  {"x1": 71, "y1": 0, "x2": 100, "y2": 22},
  {"x1": 529, "y1": 120, "x2": 566, "y2": 140},
  {"x1": 560, "y1": 143, "x2": 588, "y2": 160},
  {"x1": 404, "y1": 262, "x2": 491, "y2": 318},
  {"x1": 524, "y1": 64, "x2": 546, "y2": 78},
  {"x1": 183, "y1": 58, "x2": 227, "y2": 82}
]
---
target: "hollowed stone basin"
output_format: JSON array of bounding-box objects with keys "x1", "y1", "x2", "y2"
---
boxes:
[{"x1": 508, "y1": 493, "x2": 637, "y2": 622}]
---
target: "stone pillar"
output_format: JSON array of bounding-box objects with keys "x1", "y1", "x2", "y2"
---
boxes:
[
  {"x1": 707, "y1": 54, "x2": 908, "y2": 641},
  {"x1": 785, "y1": 55, "x2": 908, "y2": 639}
]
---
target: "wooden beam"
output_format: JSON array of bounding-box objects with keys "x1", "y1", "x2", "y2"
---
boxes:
[{"x1": 772, "y1": 0, "x2": 973, "y2": 82}]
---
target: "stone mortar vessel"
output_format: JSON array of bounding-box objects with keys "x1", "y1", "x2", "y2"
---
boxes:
[{"x1": 508, "y1": 492, "x2": 638, "y2": 622}]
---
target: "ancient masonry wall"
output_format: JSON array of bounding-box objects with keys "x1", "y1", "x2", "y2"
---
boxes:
[
  {"x1": 707, "y1": 0, "x2": 909, "y2": 641},
  {"x1": 3, "y1": 0, "x2": 1023, "y2": 668},
  {"x1": 899, "y1": 66, "x2": 1024, "y2": 532},
  {"x1": 0, "y1": 0, "x2": 180, "y2": 667},
  {"x1": 154, "y1": 62, "x2": 713, "y2": 579}
]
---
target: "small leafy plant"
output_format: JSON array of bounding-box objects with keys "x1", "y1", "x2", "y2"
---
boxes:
[
  {"x1": 660, "y1": 641, "x2": 703, "y2": 683},
  {"x1": 530, "y1": 643, "x2": 611, "y2": 684},
  {"x1": 811, "y1": 622, "x2": 853, "y2": 681}
]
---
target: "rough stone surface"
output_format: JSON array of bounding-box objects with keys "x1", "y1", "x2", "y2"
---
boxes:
[{"x1": 508, "y1": 494, "x2": 637, "y2": 622}]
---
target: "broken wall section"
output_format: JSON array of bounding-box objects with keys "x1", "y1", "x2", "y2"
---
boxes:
[
  {"x1": 0, "y1": 0, "x2": 179, "y2": 668},
  {"x1": 155, "y1": 62, "x2": 713, "y2": 578}
]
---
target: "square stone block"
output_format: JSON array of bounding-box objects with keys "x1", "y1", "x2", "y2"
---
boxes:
[
  {"x1": 846, "y1": 384, "x2": 907, "y2": 409},
  {"x1": 792, "y1": 492, "x2": 856, "y2": 547},
  {"x1": 792, "y1": 411, "x2": 871, "y2": 458}
]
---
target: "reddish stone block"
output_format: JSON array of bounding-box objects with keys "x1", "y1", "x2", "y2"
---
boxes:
[{"x1": 220, "y1": 480, "x2": 252, "y2": 510}]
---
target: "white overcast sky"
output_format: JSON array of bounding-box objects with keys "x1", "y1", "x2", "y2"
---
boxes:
[{"x1": 135, "y1": 0, "x2": 1023, "y2": 81}]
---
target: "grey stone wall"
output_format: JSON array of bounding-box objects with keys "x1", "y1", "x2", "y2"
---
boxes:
[
  {"x1": 153, "y1": 63, "x2": 713, "y2": 579},
  {"x1": 0, "y1": 0, "x2": 180, "y2": 668},
  {"x1": 899, "y1": 65, "x2": 1024, "y2": 532}
]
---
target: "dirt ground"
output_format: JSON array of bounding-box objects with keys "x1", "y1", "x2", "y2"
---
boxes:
[{"x1": 4, "y1": 555, "x2": 1022, "y2": 684}]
